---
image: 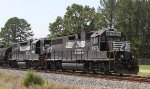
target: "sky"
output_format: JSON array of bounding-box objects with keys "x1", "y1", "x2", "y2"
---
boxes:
[{"x1": 0, "y1": 0, "x2": 100, "y2": 38}]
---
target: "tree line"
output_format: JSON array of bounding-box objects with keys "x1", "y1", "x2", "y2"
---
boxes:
[
  {"x1": 99, "y1": 0, "x2": 150, "y2": 58},
  {"x1": 49, "y1": 1, "x2": 150, "y2": 58},
  {"x1": 0, "y1": 0, "x2": 150, "y2": 58}
]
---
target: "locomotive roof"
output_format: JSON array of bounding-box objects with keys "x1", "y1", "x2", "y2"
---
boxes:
[
  {"x1": 32, "y1": 40, "x2": 39, "y2": 44},
  {"x1": 91, "y1": 28, "x2": 117, "y2": 37},
  {"x1": 11, "y1": 39, "x2": 32, "y2": 45}
]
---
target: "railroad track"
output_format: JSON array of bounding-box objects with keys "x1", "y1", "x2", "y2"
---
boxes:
[
  {"x1": 35, "y1": 69, "x2": 150, "y2": 83},
  {"x1": 0, "y1": 66, "x2": 150, "y2": 83}
]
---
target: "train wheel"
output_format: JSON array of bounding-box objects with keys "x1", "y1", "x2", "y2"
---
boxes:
[
  {"x1": 103, "y1": 63, "x2": 110, "y2": 75},
  {"x1": 26, "y1": 61, "x2": 32, "y2": 68},
  {"x1": 32, "y1": 61, "x2": 39, "y2": 69},
  {"x1": 119, "y1": 73, "x2": 123, "y2": 76},
  {"x1": 50, "y1": 62, "x2": 56, "y2": 71},
  {"x1": 47, "y1": 62, "x2": 52, "y2": 70},
  {"x1": 12, "y1": 61, "x2": 18, "y2": 68},
  {"x1": 117, "y1": 67, "x2": 124, "y2": 76},
  {"x1": 83, "y1": 63, "x2": 89, "y2": 73}
]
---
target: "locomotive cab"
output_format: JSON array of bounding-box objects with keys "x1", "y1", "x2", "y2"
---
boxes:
[
  {"x1": 31, "y1": 39, "x2": 51, "y2": 59},
  {"x1": 31, "y1": 40, "x2": 40, "y2": 54},
  {"x1": 106, "y1": 29, "x2": 138, "y2": 74},
  {"x1": 91, "y1": 28, "x2": 139, "y2": 74}
]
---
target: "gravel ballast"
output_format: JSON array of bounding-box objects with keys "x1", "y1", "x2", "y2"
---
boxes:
[{"x1": 0, "y1": 68, "x2": 149, "y2": 89}]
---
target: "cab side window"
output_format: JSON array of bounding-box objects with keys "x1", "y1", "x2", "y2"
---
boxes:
[
  {"x1": 101, "y1": 35, "x2": 106, "y2": 41},
  {"x1": 92, "y1": 37, "x2": 99, "y2": 45},
  {"x1": 100, "y1": 42, "x2": 107, "y2": 51}
]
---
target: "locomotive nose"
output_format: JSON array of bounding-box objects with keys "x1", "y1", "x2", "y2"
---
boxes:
[{"x1": 119, "y1": 53, "x2": 139, "y2": 74}]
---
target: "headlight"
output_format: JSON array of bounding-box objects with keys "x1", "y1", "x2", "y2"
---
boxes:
[
  {"x1": 121, "y1": 55, "x2": 123, "y2": 58},
  {"x1": 132, "y1": 55, "x2": 134, "y2": 58}
]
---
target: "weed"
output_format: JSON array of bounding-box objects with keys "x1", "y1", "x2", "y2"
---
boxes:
[{"x1": 23, "y1": 71, "x2": 44, "y2": 87}]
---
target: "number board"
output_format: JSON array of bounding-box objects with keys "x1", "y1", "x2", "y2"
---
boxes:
[{"x1": 106, "y1": 31, "x2": 121, "y2": 36}]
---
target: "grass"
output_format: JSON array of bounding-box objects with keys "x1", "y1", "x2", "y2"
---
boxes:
[
  {"x1": 0, "y1": 86, "x2": 9, "y2": 89},
  {"x1": 138, "y1": 65, "x2": 150, "y2": 77},
  {"x1": 23, "y1": 71, "x2": 44, "y2": 87},
  {"x1": 0, "y1": 71, "x2": 90, "y2": 89},
  {"x1": 138, "y1": 72, "x2": 150, "y2": 77},
  {"x1": 139, "y1": 65, "x2": 150, "y2": 70}
]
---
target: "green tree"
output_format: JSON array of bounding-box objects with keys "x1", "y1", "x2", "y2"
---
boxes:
[
  {"x1": 48, "y1": 16, "x2": 64, "y2": 39},
  {"x1": 100, "y1": 0, "x2": 150, "y2": 58},
  {"x1": 99, "y1": 0, "x2": 118, "y2": 28},
  {"x1": 48, "y1": 3, "x2": 103, "y2": 38},
  {"x1": 0, "y1": 17, "x2": 34, "y2": 47},
  {"x1": 63, "y1": 4, "x2": 97, "y2": 33},
  {"x1": 115, "y1": 0, "x2": 150, "y2": 57}
]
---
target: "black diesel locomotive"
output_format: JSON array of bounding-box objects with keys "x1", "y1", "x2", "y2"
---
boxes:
[{"x1": 0, "y1": 28, "x2": 139, "y2": 75}]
